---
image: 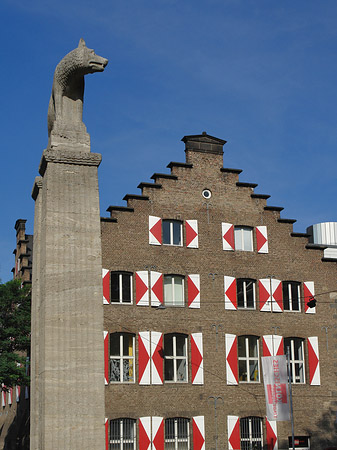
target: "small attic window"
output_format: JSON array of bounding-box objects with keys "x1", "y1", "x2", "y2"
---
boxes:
[{"x1": 202, "y1": 189, "x2": 212, "y2": 199}]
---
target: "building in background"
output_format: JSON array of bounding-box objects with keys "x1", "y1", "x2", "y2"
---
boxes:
[{"x1": 12, "y1": 219, "x2": 33, "y2": 285}]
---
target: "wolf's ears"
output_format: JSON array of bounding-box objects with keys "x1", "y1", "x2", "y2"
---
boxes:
[{"x1": 78, "y1": 38, "x2": 86, "y2": 48}]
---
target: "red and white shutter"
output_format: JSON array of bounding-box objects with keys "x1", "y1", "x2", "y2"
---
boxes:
[
  {"x1": 191, "y1": 333, "x2": 204, "y2": 385},
  {"x1": 256, "y1": 226, "x2": 269, "y2": 253},
  {"x1": 266, "y1": 418, "x2": 278, "y2": 450},
  {"x1": 151, "y1": 332, "x2": 163, "y2": 385},
  {"x1": 304, "y1": 281, "x2": 316, "y2": 314},
  {"x1": 136, "y1": 271, "x2": 149, "y2": 306},
  {"x1": 150, "y1": 271, "x2": 163, "y2": 307},
  {"x1": 259, "y1": 279, "x2": 272, "y2": 312},
  {"x1": 263, "y1": 335, "x2": 284, "y2": 357},
  {"x1": 105, "y1": 418, "x2": 109, "y2": 450},
  {"x1": 16, "y1": 386, "x2": 20, "y2": 402},
  {"x1": 139, "y1": 417, "x2": 152, "y2": 450},
  {"x1": 138, "y1": 332, "x2": 151, "y2": 385},
  {"x1": 102, "y1": 269, "x2": 110, "y2": 304},
  {"x1": 1, "y1": 385, "x2": 6, "y2": 407},
  {"x1": 225, "y1": 334, "x2": 238, "y2": 385},
  {"x1": 308, "y1": 337, "x2": 320, "y2": 385},
  {"x1": 222, "y1": 223, "x2": 235, "y2": 251},
  {"x1": 193, "y1": 416, "x2": 205, "y2": 450},
  {"x1": 186, "y1": 220, "x2": 199, "y2": 248},
  {"x1": 104, "y1": 331, "x2": 109, "y2": 385},
  {"x1": 149, "y1": 216, "x2": 162, "y2": 245},
  {"x1": 224, "y1": 276, "x2": 237, "y2": 310},
  {"x1": 152, "y1": 417, "x2": 164, "y2": 450},
  {"x1": 8, "y1": 388, "x2": 13, "y2": 405},
  {"x1": 271, "y1": 279, "x2": 283, "y2": 313},
  {"x1": 227, "y1": 415, "x2": 240, "y2": 450},
  {"x1": 188, "y1": 274, "x2": 200, "y2": 308},
  {"x1": 273, "y1": 335, "x2": 284, "y2": 356}
]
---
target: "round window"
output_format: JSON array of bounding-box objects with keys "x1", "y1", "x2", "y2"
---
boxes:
[{"x1": 202, "y1": 189, "x2": 212, "y2": 199}]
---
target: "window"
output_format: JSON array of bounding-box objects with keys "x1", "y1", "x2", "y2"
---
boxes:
[
  {"x1": 240, "y1": 417, "x2": 263, "y2": 450},
  {"x1": 234, "y1": 226, "x2": 253, "y2": 251},
  {"x1": 164, "y1": 275, "x2": 184, "y2": 307},
  {"x1": 284, "y1": 338, "x2": 305, "y2": 384},
  {"x1": 110, "y1": 418, "x2": 136, "y2": 449},
  {"x1": 163, "y1": 220, "x2": 183, "y2": 246},
  {"x1": 110, "y1": 333, "x2": 135, "y2": 383},
  {"x1": 237, "y1": 279, "x2": 255, "y2": 309},
  {"x1": 282, "y1": 281, "x2": 300, "y2": 312},
  {"x1": 238, "y1": 336, "x2": 259, "y2": 383},
  {"x1": 165, "y1": 418, "x2": 190, "y2": 449},
  {"x1": 164, "y1": 334, "x2": 188, "y2": 383},
  {"x1": 110, "y1": 272, "x2": 133, "y2": 304}
]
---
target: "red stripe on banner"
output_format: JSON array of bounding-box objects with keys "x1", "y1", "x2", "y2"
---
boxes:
[{"x1": 308, "y1": 339, "x2": 319, "y2": 384}]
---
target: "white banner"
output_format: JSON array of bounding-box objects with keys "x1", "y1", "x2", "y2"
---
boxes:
[{"x1": 262, "y1": 356, "x2": 290, "y2": 421}]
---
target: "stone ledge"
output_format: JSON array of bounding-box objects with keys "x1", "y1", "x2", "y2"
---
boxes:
[
  {"x1": 39, "y1": 149, "x2": 102, "y2": 176},
  {"x1": 31, "y1": 176, "x2": 43, "y2": 200}
]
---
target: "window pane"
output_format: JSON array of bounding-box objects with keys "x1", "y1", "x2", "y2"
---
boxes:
[
  {"x1": 234, "y1": 228, "x2": 243, "y2": 250},
  {"x1": 237, "y1": 280, "x2": 245, "y2": 308},
  {"x1": 165, "y1": 419, "x2": 175, "y2": 440},
  {"x1": 243, "y1": 228, "x2": 252, "y2": 251},
  {"x1": 164, "y1": 277, "x2": 173, "y2": 305},
  {"x1": 293, "y1": 339, "x2": 303, "y2": 360},
  {"x1": 295, "y1": 363, "x2": 304, "y2": 383},
  {"x1": 164, "y1": 335, "x2": 173, "y2": 356},
  {"x1": 122, "y1": 274, "x2": 131, "y2": 302},
  {"x1": 110, "y1": 359, "x2": 120, "y2": 381},
  {"x1": 163, "y1": 221, "x2": 171, "y2": 244},
  {"x1": 249, "y1": 360, "x2": 259, "y2": 381},
  {"x1": 123, "y1": 419, "x2": 134, "y2": 439},
  {"x1": 176, "y1": 335, "x2": 186, "y2": 356},
  {"x1": 238, "y1": 336, "x2": 246, "y2": 357},
  {"x1": 165, "y1": 359, "x2": 174, "y2": 381},
  {"x1": 110, "y1": 273, "x2": 120, "y2": 302},
  {"x1": 239, "y1": 360, "x2": 247, "y2": 381},
  {"x1": 110, "y1": 420, "x2": 121, "y2": 440},
  {"x1": 282, "y1": 283, "x2": 290, "y2": 310},
  {"x1": 123, "y1": 335, "x2": 133, "y2": 356},
  {"x1": 123, "y1": 359, "x2": 133, "y2": 382},
  {"x1": 176, "y1": 359, "x2": 187, "y2": 381},
  {"x1": 174, "y1": 277, "x2": 184, "y2": 305},
  {"x1": 177, "y1": 419, "x2": 188, "y2": 438},
  {"x1": 246, "y1": 281, "x2": 254, "y2": 308},
  {"x1": 173, "y1": 221, "x2": 181, "y2": 245},
  {"x1": 291, "y1": 283, "x2": 300, "y2": 310},
  {"x1": 110, "y1": 334, "x2": 120, "y2": 356},
  {"x1": 248, "y1": 337, "x2": 258, "y2": 357}
]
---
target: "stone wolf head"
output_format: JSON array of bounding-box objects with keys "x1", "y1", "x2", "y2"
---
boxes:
[{"x1": 76, "y1": 38, "x2": 108, "y2": 73}]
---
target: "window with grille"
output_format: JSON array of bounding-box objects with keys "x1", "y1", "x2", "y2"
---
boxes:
[
  {"x1": 165, "y1": 418, "x2": 190, "y2": 449},
  {"x1": 238, "y1": 336, "x2": 260, "y2": 383},
  {"x1": 163, "y1": 220, "x2": 183, "y2": 246},
  {"x1": 282, "y1": 281, "x2": 301, "y2": 312},
  {"x1": 110, "y1": 418, "x2": 136, "y2": 450},
  {"x1": 284, "y1": 338, "x2": 305, "y2": 384},
  {"x1": 234, "y1": 226, "x2": 253, "y2": 251},
  {"x1": 164, "y1": 334, "x2": 188, "y2": 383},
  {"x1": 164, "y1": 275, "x2": 184, "y2": 307},
  {"x1": 110, "y1": 272, "x2": 133, "y2": 304},
  {"x1": 110, "y1": 333, "x2": 135, "y2": 383},
  {"x1": 237, "y1": 279, "x2": 256, "y2": 309},
  {"x1": 240, "y1": 417, "x2": 263, "y2": 450}
]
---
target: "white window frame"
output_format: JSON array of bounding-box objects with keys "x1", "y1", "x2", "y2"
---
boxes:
[
  {"x1": 110, "y1": 333, "x2": 135, "y2": 383},
  {"x1": 162, "y1": 220, "x2": 183, "y2": 246},
  {"x1": 164, "y1": 275, "x2": 185, "y2": 307},
  {"x1": 238, "y1": 336, "x2": 260, "y2": 383},
  {"x1": 164, "y1": 334, "x2": 188, "y2": 383},
  {"x1": 237, "y1": 279, "x2": 256, "y2": 309},
  {"x1": 165, "y1": 417, "x2": 190, "y2": 449},
  {"x1": 282, "y1": 281, "x2": 301, "y2": 312},
  {"x1": 284, "y1": 338, "x2": 305, "y2": 384},
  {"x1": 109, "y1": 418, "x2": 136, "y2": 449},
  {"x1": 234, "y1": 226, "x2": 253, "y2": 252},
  {"x1": 240, "y1": 417, "x2": 263, "y2": 450},
  {"x1": 110, "y1": 272, "x2": 133, "y2": 304}
]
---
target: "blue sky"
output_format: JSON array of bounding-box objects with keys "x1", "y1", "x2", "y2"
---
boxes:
[{"x1": 1, "y1": 0, "x2": 337, "y2": 282}]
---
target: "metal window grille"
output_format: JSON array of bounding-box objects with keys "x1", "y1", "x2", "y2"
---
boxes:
[
  {"x1": 164, "y1": 275, "x2": 184, "y2": 307},
  {"x1": 163, "y1": 220, "x2": 182, "y2": 246},
  {"x1": 110, "y1": 272, "x2": 133, "y2": 304},
  {"x1": 237, "y1": 279, "x2": 256, "y2": 309},
  {"x1": 238, "y1": 336, "x2": 259, "y2": 383},
  {"x1": 234, "y1": 226, "x2": 253, "y2": 251},
  {"x1": 110, "y1": 333, "x2": 135, "y2": 383},
  {"x1": 164, "y1": 334, "x2": 188, "y2": 383},
  {"x1": 284, "y1": 338, "x2": 305, "y2": 384},
  {"x1": 282, "y1": 282, "x2": 301, "y2": 312},
  {"x1": 240, "y1": 417, "x2": 263, "y2": 450},
  {"x1": 165, "y1": 418, "x2": 190, "y2": 449},
  {"x1": 110, "y1": 418, "x2": 136, "y2": 450}
]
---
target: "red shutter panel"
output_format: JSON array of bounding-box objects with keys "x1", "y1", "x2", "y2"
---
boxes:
[
  {"x1": 105, "y1": 418, "x2": 109, "y2": 450},
  {"x1": 224, "y1": 276, "x2": 237, "y2": 310},
  {"x1": 104, "y1": 331, "x2": 109, "y2": 385},
  {"x1": 136, "y1": 271, "x2": 149, "y2": 306},
  {"x1": 139, "y1": 417, "x2": 151, "y2": 450},
  {"x1": 273, "y1": 335, "x2": 284, "y2": 356},
  {"x1": 151, "y1": 332, "x2": 163, "y2": 385},
  {"x1": 308, "y1": 337, "x2": 320, "y2": 385},
  {"x1": 256, "y1": 226, "x2": 269, "y2": 253},
  {"x1": 149, "y1": 216, "x2": 162, "y2": 245},
  {"x1": 138, "y1": 332, "x2": 151, "y2": 385},
  {"x1": 304, "y1": 281, "x2": 316, "y2": 314},
  {"x1": 227, "y1": 415, "x2": 240, "y2": 450},
  {"x1": 150, "y1": 271, "x2": 163, "y2": 306},
  {"x1": 188, "y1": 274, "x2": 200, "y2": 308},
  {"x1": 271, "y1": 279, "x2": 283, "y2": 313},
  {"x1": 259, "y1": 279, "x2": 272, "y2": 312},
  {"x1": 193, "y1": 416, "x2": 205, "y2": 450},
  {"x1": 102, "y1": 268, "x2": 110, "y2": 304},
  {"x1": 222, "y1": 223, "x2": 235, "y2": 251},
  {"x1": 262, "y1": 335, "x2": 273, "y2": 357},
  {"x1": 225, "y1": 334, "x2": 238, "y2": 385},
  {"x1": 186, "y1": 220, "x2": 199, "y2": 248},
  {"x1": 191, "y1": 333, "x2": 204, "y2": 385},
  {"x1": 152, "y1": 417, "x2": 164, "y2": 450},
  {"x1": 266, "y1": 418, "x2": 278, "y2": 450}
]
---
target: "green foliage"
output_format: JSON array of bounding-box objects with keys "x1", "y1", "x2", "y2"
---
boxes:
[{"x1": 0, "y1": 279, "x2": 31, "y2": 389}]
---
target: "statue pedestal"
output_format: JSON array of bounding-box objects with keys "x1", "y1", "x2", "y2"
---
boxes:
[{"x1": 48, "y1": 122, "x2": 91, "y2": 152}]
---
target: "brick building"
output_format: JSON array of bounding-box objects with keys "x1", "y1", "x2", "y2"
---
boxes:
[{"x1": 101, "y1": 132, "x2": 337, "y2": 450}]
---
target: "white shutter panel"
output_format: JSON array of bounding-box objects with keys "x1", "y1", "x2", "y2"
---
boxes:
[
  {"x1": 222, "y1": 222, "x2": 235, "y2": 251},
  {"x1": 188, "y1": 274, "x2": 200, "y2": 308},
  {"x1": 225, "y1": 334, "x2": 238, "y2": 385},
  {"x1": 259, "y1": 279, "x2": 272, "y2": 312},
  {"x1": 150, "y1": 271, "x2": 163, "y2": 306},
  {"x1": 271, "y1": 279, "x2": 283, "y2": 313},
  {"x1": 266, "y1": 418, "x2": 278, "y2": 450},
  {"x1": 138, "y1": 332, "x2": 151, "y2": 385},
  {"x1": 102, "y1": 268, "x2": 110, "y2": 304},
  {"x1": 151, "y1": 332, "x2": 163, "y2": 385},
  {"x1": 136, "y1": 271, "x2": 149, "y2": 306},
  {"x1": 227, "y1": 416, "x2": 240, "y2": 450},
  {"x1": 193, "y1": 416, "x2": 205, "y2": 450},
  {"x1": 224, "y1": 276, "x2": 237, "y2": 310},
  {"x1": 191, "y1": 333, "x2": 204, "y2": 385},
  {"x1": 139, "y1": 417, "x2": 152, "y2": 450},
  {"x1": 304, "y1": 281, "x2": 316, "y2": 314},
  {"x1": 308, "y1": 337, "x2": 320, "y2": 385},
  {"x1": 186, "y1": 220, "x2": 199, "y2": 248},
  {"x1": 149, "y1": 216, "x2": 162, "y2": 245},
  {"x1": 152, "y1": 417, "x2": 164, "y2": 450},
  {"x1": 104, "y1": 331, "x2": 109, "y2": 385},
  {"x1": 256, "y1": 225, "x2": 269, "y2": 253}
]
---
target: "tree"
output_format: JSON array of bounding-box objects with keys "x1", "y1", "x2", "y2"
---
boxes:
[{"x1": 0, "y1": 279, "x2": 31, "y2": 389}]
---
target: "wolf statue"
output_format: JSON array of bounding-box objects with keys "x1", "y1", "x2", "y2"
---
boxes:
[{"x1": 47, "y1": 38, "x2": 108, "y2": 150}]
